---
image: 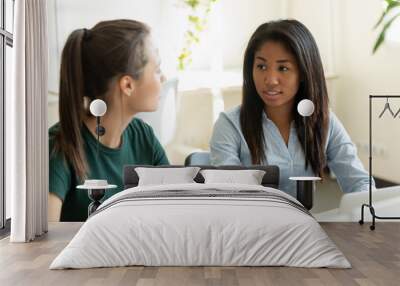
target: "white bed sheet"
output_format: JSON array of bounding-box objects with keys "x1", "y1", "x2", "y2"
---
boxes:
[{"x1": 50, "y1": 183, "x2": 350, "y2": 269}]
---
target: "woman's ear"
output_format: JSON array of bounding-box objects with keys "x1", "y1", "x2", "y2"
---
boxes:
[{"x1": 119, "y1": 75, "x2": 135, "y2": 97}]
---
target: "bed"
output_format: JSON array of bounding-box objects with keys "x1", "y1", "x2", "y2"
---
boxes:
[{"x1": 50, "y1": 165, "x2": 350, "y2": 269}]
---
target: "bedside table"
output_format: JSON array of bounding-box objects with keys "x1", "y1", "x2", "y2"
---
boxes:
[{"x1": 77, "y1": 180, "x2": 117, "y2": 216}]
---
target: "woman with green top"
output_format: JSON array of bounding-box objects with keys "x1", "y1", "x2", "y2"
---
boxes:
[{"x1": 49, "y1": 19, "x2": 169, "y2": 222}]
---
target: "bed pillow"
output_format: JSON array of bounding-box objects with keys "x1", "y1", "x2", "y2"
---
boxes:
[
  {"x1": 200, "y1": 169, "x2": 266, "y2": 185},
  {"x1": 135, "y1": 167, "x2": 201, "y2": 186}
]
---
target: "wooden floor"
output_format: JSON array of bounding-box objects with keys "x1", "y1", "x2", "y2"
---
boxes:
[{"x1": 0, "y1": 222, "x2": 399, "y2": 286}]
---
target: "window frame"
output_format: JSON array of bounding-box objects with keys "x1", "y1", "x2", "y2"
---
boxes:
[{"x1": 0, "y1": 0, "x2": 14, "y2": 233}]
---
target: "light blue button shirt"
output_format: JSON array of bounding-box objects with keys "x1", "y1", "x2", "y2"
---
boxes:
[{"x1": 210, "y1": 106, "x2": 372, "y2": 197}]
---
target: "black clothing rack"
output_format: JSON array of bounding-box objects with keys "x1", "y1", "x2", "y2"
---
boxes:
[{"x1": 359, "y1": 95, "x2": 400, "y2": 230}]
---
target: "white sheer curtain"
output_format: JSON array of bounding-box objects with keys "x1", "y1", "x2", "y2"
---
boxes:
[{"x1": 7, "y1": 0, "x2": 48, "y2": 242}]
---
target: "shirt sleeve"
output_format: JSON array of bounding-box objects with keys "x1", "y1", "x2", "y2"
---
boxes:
[
  {"x1": 49, "y1": 147, "x2": 72, "y2": 202},
  {"x1": 326, "y1": 111, "x2": 374, "y2": 193},
  {"x1": 210, "y1": 112, "x2": 242, "y2": 165}
]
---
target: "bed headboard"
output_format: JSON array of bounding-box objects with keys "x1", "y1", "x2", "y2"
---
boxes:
[{"x1": 123, "y1": 165, "x2": 280, "y2": 189}]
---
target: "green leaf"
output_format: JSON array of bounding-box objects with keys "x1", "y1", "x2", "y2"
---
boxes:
[
  {"x1": 188, "y1": 15, "x2": 200, "y2": 23},
  {"x1": 373, "y1": 10, "x2": 400, "y2": 53},
  {"x1": 194, "y1": 23, "x2": 204, "y2": 32},
  {"x1": 184, "y1": 0, "x2": 200, "y2": 9},
  {"x1": 373, "y1": 31, "x2": 386, "y2": 53},
  {"x1": 374, "y1": 0, "x2": 400, "y2": 29},
  {"x1": 387, "y1": 0, "x2": 400, "y2": 9},
  {"x1": 374, "y1": 10, "x2": 388, "y2": 29}
]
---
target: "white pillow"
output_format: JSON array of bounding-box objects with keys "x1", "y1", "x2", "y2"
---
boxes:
[
  {"x1": 135, "y1": 167, "x2": 200, "y2": 186},
  {"x1": 200, "y1": 169, "x2": 266, "y2": 185}
]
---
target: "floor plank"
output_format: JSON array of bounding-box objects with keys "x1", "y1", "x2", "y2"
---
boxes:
[{"x1": 0, "y1": 222, "x2": 399, "y2": 286}]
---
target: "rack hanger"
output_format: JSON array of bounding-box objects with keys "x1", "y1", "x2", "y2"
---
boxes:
[
  {"x1": 378, "y1": 97, "x2": 395, "y2": 118},
  {"x1": 393, "y1": 107, "x2": 400, "y2": 118}
]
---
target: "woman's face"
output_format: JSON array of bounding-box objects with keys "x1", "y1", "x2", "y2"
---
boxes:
[
  {"x1": 252, "y1": 40, "x2": 301, "y2": 111},
  {"x1": 127, "y1": 38, "x2": 165, "y2": 113}
]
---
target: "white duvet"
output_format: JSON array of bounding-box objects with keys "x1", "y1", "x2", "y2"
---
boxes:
[{"x1": 50, "y1": 183, "x2": 351, "y2": 269}]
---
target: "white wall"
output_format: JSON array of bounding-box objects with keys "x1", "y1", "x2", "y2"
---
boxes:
[
  {"x1": 332, "y1": 0, "x2": 400, "y2": 183},
  {"x1": 187, "y1": 0, "x2": 285, "y2": 70},
  {"x1": 48, "y1": 0, "x2": 286, "y2": 91},
  {"x1": 286, "y1": 0, "x2": 336, "y2": 75},
  {"x1": 48, "y1": 0, "x2": 163, "y2": 93}
]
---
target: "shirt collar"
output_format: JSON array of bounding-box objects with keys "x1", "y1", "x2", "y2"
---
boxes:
[{"x1": 262, "y1": 110, "x2": 295, "y2": 128}]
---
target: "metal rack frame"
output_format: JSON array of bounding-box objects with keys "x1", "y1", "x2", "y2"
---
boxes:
[{"x1": 359, "y1": 95, "x2": 400, "y2": 230}]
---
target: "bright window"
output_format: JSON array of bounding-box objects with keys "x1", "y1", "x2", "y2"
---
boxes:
[{"x1": 0, "y1": 0, "x2": 14, "y2": 232}]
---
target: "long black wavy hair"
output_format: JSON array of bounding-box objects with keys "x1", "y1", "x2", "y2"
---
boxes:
[{"x1": 240, "y1": 19, "x2": 329, "y2": 177}]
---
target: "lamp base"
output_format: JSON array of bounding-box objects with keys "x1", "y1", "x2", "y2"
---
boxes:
[
  {"x1": 296, "y1": 180, "x2": 315, "y2": 210},
  {"x1": 289, "y1": 177, "x2": 321, "y2": 210},
  {"x1": 87, "y1": 189, "x2": 105, "y2": 216}
]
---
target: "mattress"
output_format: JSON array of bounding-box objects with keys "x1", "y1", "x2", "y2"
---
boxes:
[{"x1": 50, "y1": 183, "x2": 351, "y2": 269}]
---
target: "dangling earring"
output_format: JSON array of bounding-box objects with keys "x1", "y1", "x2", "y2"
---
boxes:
[
  {"x1": 89, "y1": 99, "x2": 107, "y2": 158},
  {"x1": 89, "y1": 100, "x2": 106, "y2": 137}
]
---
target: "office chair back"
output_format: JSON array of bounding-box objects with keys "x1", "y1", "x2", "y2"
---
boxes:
[{"x1": 184, "y1": 152, "x2": 211, "y2": 166}]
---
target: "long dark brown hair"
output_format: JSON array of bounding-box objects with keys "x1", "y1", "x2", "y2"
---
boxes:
[
  {"x1": 54, "y1": 19, "x2": 150, "y2": 180},
  {"x1": 240, "y1": 19, "x2": 329, "y2": 177}
]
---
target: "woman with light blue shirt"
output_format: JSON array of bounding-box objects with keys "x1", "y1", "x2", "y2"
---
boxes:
[{"x1": 210, "y1": 19, "x2": 372, "y2": 198}]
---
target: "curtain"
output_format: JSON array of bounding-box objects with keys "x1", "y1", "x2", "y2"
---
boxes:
[{"x1": 7, "y1": 0, "x2": 48, "y2": 242}]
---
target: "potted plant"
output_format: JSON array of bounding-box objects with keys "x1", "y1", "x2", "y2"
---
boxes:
[{"x1": 178, "y1": 0, "x2": 218, "y2": 70}]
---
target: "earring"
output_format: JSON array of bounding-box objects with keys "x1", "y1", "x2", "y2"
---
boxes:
[{"x1": 95, "y1": 119, "x2": 106, "y2": 136}]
